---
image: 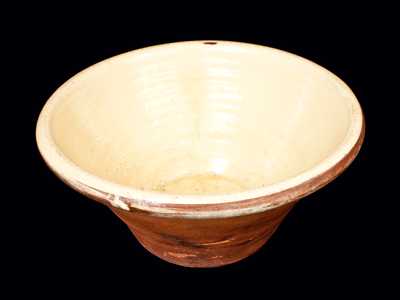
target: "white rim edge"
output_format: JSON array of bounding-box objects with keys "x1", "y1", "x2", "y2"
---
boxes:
[{"x1": 36, "y1": 40, "x2": 364, "y2": 217}]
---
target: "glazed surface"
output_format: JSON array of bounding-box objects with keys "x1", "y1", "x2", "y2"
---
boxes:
[{"x1": 49, "y1": 42, "x2": 354, "y2": 196}]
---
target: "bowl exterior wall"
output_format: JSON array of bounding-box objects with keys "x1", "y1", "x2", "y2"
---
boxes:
[{"x1": 111, "y1": 202, "x2": 295, "y2": 267}]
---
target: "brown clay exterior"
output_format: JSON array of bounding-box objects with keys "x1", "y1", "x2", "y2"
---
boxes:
[{"x1": 112, "y1": 202, "x2": 295, "y2": 267}]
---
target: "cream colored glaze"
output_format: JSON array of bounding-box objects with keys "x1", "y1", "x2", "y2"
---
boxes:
[{"x1": 36, "y1": 41, "x2": 363, "y2": 210}]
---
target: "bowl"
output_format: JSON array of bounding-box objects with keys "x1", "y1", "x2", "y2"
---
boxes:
[{"x1": 36, "y1": 41, "x2": 365, "y2": 267}]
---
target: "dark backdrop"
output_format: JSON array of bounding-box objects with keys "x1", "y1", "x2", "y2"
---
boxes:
[{"x1": 14, "y1": 5, "x2": 393, "y2": 297}]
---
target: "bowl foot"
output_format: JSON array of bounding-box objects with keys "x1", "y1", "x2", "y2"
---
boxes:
[
  {"x1": 111, "y1": 202, "x2": 294, "y2": 268},
  {"x1": 131, "y1": 227, "x2": 273, "y2": 268}
]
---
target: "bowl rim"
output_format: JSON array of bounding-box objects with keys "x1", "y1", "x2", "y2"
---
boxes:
[{"x1": 36, "y1": 40, "x2": 365, "y2": 218}]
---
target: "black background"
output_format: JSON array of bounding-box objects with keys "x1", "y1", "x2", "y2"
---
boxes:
[{"x1": 12, "y1": 4, "x2": 394, "y2": 297}]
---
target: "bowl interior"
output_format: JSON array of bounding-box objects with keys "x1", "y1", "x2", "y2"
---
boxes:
[{"x1": 49, "y1": 42, "x2": 354, "y2": 196}]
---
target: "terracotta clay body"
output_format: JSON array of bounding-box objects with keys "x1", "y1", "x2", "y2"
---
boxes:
[
  {"x1": 36, "y1": 41, "x2": 365, "y2": 267},
  {"x1": 113, "y1": 202, "x2": 295, "y2": 267}
]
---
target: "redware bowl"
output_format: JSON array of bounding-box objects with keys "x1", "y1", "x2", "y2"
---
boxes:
[{"x1": 36, "y1": 41, "x2": 365, "y2": 267}]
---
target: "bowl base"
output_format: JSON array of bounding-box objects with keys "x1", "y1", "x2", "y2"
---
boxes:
[
  {"x1": 111, "y1": 201, "x2": 295, "y2": 268},
  {"x1": 133, "y1": 228, "x2": 271, "y2": 268}
]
